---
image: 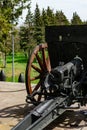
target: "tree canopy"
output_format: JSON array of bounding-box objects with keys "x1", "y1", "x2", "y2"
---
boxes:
[
  {"x1": 0, "y1": 2, "x2": 86, "y2": 56},
  {"x1": 19, "y1": 4, "x2": 86, "y2": 55},
  {"x1": 71, "y1": 12, "x2": 83, "y2": 25},
  {"x1": 0, "y1": 0, "x2": 30, "y2": 45}
]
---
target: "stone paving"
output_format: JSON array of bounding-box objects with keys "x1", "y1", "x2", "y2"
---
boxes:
[
  {"x1": 0, "y1": 81, "x2": 87, "y2": 130},
  {"x1": 0, "y1": 81, "x2": 30, "y2": 130}
]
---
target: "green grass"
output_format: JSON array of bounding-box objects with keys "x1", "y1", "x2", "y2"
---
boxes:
[
  {"x1": 0, "y1": 48, "x2": 49, "y2": 83},
  {"x1": 0, "y1": 53, "x2": 28, "y2": 82}
]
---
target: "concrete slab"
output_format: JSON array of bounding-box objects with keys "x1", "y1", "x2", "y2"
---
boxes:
[{"x1": 0, "y1": 81, "x2": 32, "y2": 130}]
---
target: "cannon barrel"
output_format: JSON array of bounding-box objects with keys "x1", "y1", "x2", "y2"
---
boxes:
[
  {"x1": 44, "y1": 56, "x2": 83, "y2": 86},
  {"x1": 43, "y1": 56, "x2": 84, "y2": 98}
]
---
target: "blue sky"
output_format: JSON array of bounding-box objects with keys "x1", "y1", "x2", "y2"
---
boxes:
[{"x1": 19, "y1": 0, "x2": 87, "y2": 25}]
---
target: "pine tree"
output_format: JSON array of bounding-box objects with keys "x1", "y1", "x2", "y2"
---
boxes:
[
  {"x1": 34, "y1": 4, "x2": 43, "y2": 44},
  {"x1": 0, "y1": 0, "x2": 30, "y2": 46},
  {"x1": 41, "y1": 9, "x2": 48, "y2": 42},
  {"x1": 46, "y1": 6, "x2": 55, "y2": 25},
  {"x1": 42, "y1": 8, "x2": 48, "y2": 26},
  {"x1": 24, "y1": 3, "x2": 35, "y2": 56},
  {"x1": 71, "y1": 12, "x2": 83, "y2": 25},
  {"x1": 34, "y1": 4, "x2": 42, "y2": 27},
  {"x1": 55, "y1": 11, "x2": 69, "y2": 25},
  {"x1": 83, "y1": 21, "x2": 87, "y2": 24},
  {"x1": 0, "y1": 0, "x2": 30, "y2": 67},
  {"x1": 19, "y1": 26, "x2": 28, "y2": 52}
]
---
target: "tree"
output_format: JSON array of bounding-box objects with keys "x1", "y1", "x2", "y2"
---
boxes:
[
  {"x1": 71, "y1": 12, "x2": 83, "y2": 25},
  {"x1": 19, "y1": 25, "x2": 35, "y2": 57},
  {"x1": 0, "y1": 7, "x2": 11, "y2": 46},
  {"x1": 1, "y1": 0, "x2": 30, "y2": 23},
  {"x1": 46, "y1": 6, "x2": 55, "y2": 25},
  {"x1": 24, "y1": 2, "x2": 35, "y2": 56},
  {"x1": 83, "y1": 21, "x2": 87, "y2": 24},
  {"x1": 42, "y1": 8, "x2": 48, "y2": 26},
  {"x1": 34, "y1": 4, "x2": 42, "y2": 27},
  {"x1": 55, "y1": 11, "x2": 69, "y2": 25},
  {"x1": 19, "y1": 26, "x2": 29, "y2": 54},
  {"x1": 41, "y1": 8, "x2": 49, "y2": 42},
  {"x1": 34, "y1": 4, "x2": 43, "y2": 44},
  {"x1": 0, "y1": 0, "x2": 31, "y2": 47},
  {"x1": 0, "y1": 0, "x2": 30, "y2": 67}
]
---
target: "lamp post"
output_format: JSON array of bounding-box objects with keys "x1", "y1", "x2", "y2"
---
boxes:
[
  {"x1": 12, "y1": 28, "x2": 15, "y2": 82},
  {"x1": 11, "y1": 0, "x2": 15, "y2": 82}
]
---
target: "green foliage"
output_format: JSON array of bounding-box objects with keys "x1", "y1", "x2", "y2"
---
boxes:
[
  {"x1": 46, "y1": 6, "x2": 55, "y2": 25},
  {"x1": 34, "y1": 4, "x2": 43, "y2": 27},
  {"x1": 19, "y1": 3, "x2": 39, "y2": 55},
  {"x1": 19, "y1": 25, "x2": 35, "y2": 57},
  {"x1": 83, "y1": 21, "x2": 87, "y2": 24},
  {"x1": 25, "y1": 2, "x2": 33, "y2": 26},
  {"x1": 22, "y1": 4, "x2": 85, "y2": 47},
  {"x1": 19, "y1": 26, "x2": 29, "y2": 51},
  {"x1": 0, "y1": 0, "x2": 31, "y2": 59},
  {"x1": 55, "y1": 11, "x2": 69, "y2": 25},
  {"x1": 32, "y1": 5, "x2": 70, "y2": 45},
  {"x1": 34, "y1": 27, "x2": 43, "y2": 44},
  {"x1": 71, "y1": 12, "x2": 83, "y2": 25},
  {"x1": 33, "y1": 4, "x2": 43, "y2": 44},
  {"x1": 1, "y1": 1, "x2": 86, "y2": 83},
  {"x1": 0, "y1": 12, "x2": 11, "y2": 45},
  {"x1": 0, "y1": 0, "x2": 30, "y2": 23},
  {"x1": 41, "y1": 9, "x2": 48, "y2": 26}
]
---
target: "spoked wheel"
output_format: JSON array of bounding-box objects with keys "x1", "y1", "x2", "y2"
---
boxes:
[{"x1": 26, "y1": 43, "x2": 51, "y2": 105}]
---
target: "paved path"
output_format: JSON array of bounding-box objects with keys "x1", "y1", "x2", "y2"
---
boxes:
[
  {"x1": 0, "y1": 81, "x2": 87, "y2": 130},
  {"x1": 0, "y1": 82, "x2": 31, "y2": 130}
]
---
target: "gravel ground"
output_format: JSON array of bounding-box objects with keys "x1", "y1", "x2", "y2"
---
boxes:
[{"x1": 0, "y1": 81, "x2": 87, "y2": 130}]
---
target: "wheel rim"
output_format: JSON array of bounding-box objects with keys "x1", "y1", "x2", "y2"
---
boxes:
[{"x1": 26, "y1": 43, "x2": 51, "y2": 103}]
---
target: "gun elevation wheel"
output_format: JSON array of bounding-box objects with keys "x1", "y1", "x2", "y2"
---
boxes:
[{"x1": 26, "y1": 43, "x2": 51, "y2": 105}]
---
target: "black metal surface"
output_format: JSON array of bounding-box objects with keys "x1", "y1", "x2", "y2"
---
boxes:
[
  {"x1": 12, "y1": 96, "x2": 70, "y2": 130},
  {"x1": 12, "y1": 25, "x2": 87, "y2": 130},
  {"x1": 45, "y1": 25, "x2": 87, "y2": 69}
]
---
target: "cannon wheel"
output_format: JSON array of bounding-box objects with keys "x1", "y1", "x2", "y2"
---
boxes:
[{"x1": 26, "y1": 43, "x2": 51, "y2": 104}]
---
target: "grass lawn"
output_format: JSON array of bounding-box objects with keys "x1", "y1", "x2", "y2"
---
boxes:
[
  {"x1": 0, "y1": 53, "x2": 28, "y2": 82},
  {"x1": 0, "y1": 49, "x2": 48, "y2": 83}
]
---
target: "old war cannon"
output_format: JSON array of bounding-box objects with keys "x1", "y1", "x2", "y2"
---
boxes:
[
  {"x1": 26, "y1": 25, "x2": 87, "y2": 105},
  {"x1": 12, "y1": 25, "x2": 87, "y2": 130}
]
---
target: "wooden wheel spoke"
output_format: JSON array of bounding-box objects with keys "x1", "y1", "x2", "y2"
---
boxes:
[
  {"x1": 33, "y1": 80, "x2": 41, "y2": 92},
  {"x1": 38, "y1": 95, "x2": 42, "y2": 101},
  {"x1": 26, "y1": 43, "x2": 51, "y2": 104},
  {"x1": 30, "y1": 75, "x2": 41, "y2": 81},
  {"x1": 31, "y1": 64, "x2": 42, "y2": 73},
  {"x1": 42, "y1": 48, "x2": 47, "y2": 70},
  {"x1": 35, "y1": 53, "x2": 44, "y2": 71},
  {"x1": 46, "y1": 56, "x2": 51, "y2": 72},
  {"x1": 37, "y1": 89, "x2": 44, "y2": 101}
]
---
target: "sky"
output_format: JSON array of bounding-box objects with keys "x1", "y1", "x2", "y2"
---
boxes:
[{"x1": 19, "y1": 0, "x2": 87, "y2": 25}]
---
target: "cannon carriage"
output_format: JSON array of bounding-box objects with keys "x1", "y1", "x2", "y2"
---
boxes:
[
  {"x1": 26, "y1": 25, "x2": 87, "y2": 105},
  {"x1": 13, "y1": 25, "x2": 87, "y2": 130}
]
